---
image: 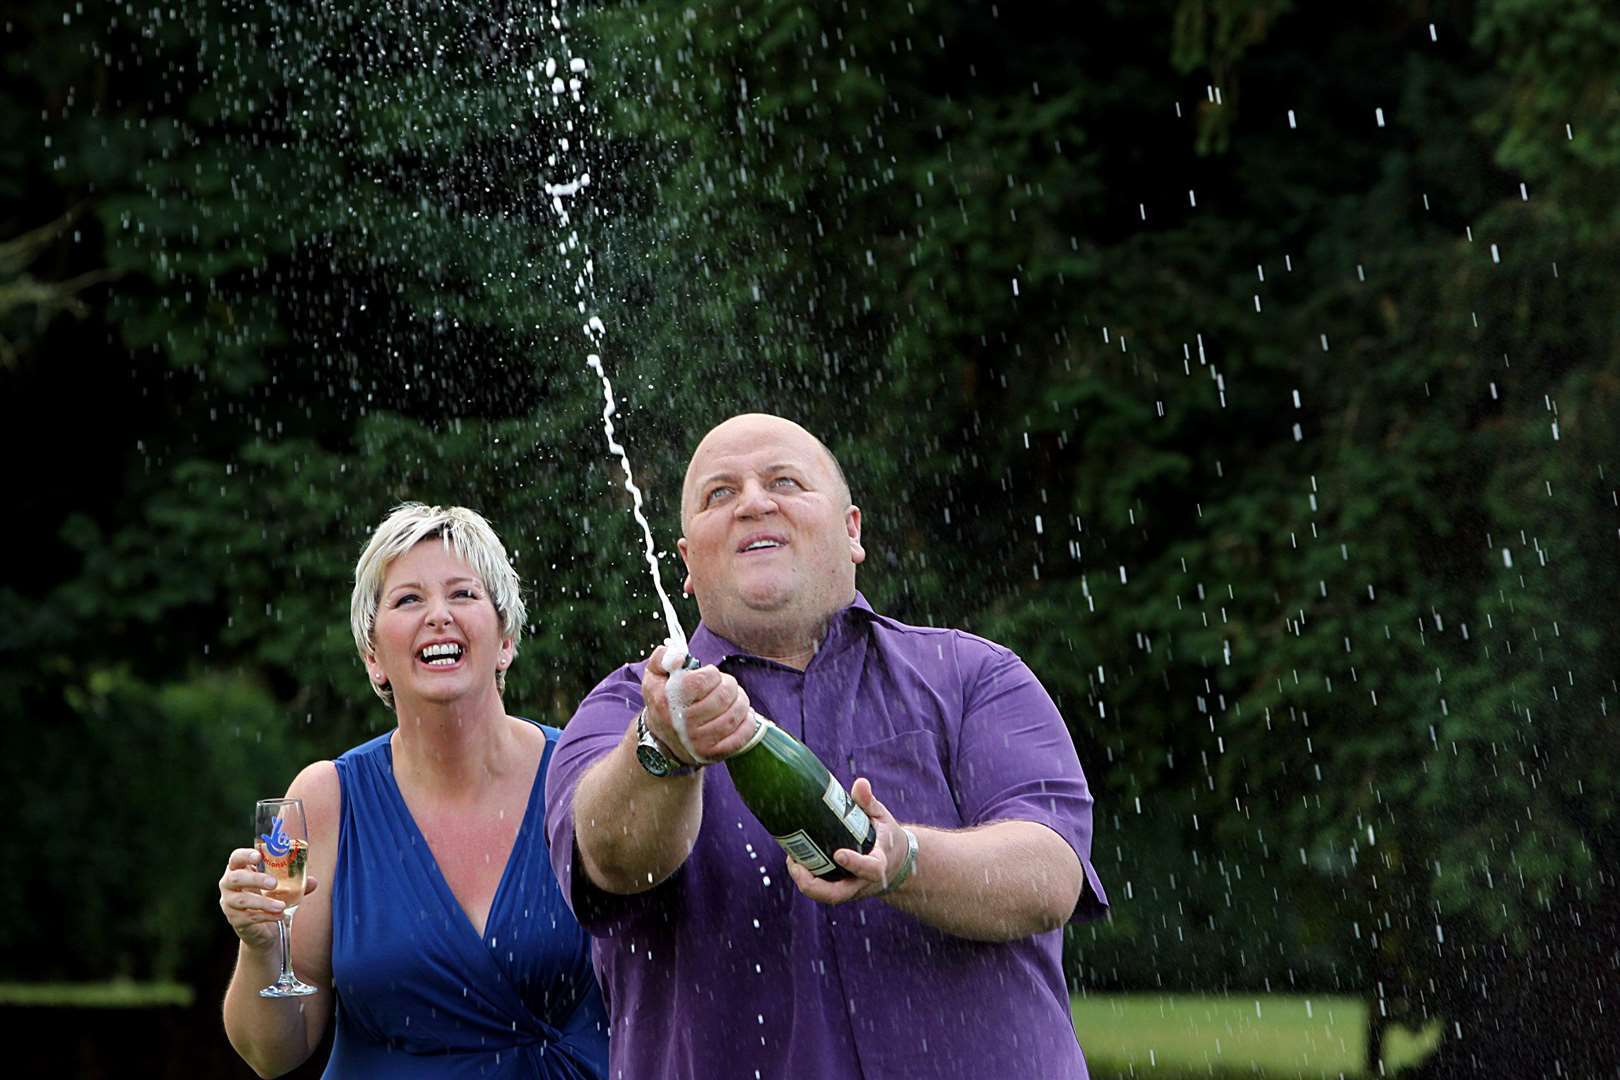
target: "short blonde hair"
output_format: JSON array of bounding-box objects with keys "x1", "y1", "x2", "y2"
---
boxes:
[{"x1": 350, "y1": 503, "x2": 528, "y2": 708}]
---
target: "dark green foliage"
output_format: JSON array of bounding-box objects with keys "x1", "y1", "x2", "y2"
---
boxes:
[{"x1": 3, "y1": 0, "x2": 1617, "y2": 1070}]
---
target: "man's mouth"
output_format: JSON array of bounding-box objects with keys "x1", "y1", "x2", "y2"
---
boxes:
[
  {"x1": 418, "y1": 642, "x2": 464, "y2": 667},
  {"x1": 738, "y1": 537, "x2": 786, "y2": 553}
]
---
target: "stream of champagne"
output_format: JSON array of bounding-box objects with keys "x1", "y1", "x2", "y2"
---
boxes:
[
  {"x1": 582, "y1": 353, "x2": 706, "y2": 763},
  {"x1": 545, "y1": 44, "x2": 705, "y2": 763}
]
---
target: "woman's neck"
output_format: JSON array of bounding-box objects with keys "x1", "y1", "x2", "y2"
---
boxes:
[{"x1": 389, "y1": 687, "x2": 518, "y2": 798}]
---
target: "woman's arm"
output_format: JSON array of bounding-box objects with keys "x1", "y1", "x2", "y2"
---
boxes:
[{"x1": 220, "y1": 761, "x2": 339, "y2": 1078}]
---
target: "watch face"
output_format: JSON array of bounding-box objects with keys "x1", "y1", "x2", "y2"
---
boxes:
[{"x1": 636, "y1": 741, "x2": 673, "y2": 777}]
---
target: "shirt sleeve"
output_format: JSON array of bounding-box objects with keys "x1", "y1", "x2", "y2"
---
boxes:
[
  {"x1": 950, "y1": 635, "x2": 1110, "y2": 922},
  {"x1": 543, "y1": 662, "x2": 663, "y2": 933}
]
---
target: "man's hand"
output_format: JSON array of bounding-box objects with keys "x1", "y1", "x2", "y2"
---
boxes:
[
  {"x1": 641, "y1": 644, "x2": 757, "y2": 765},
  {"x1": 785, "y1": 778, "x2": 912, "y2": 904}
]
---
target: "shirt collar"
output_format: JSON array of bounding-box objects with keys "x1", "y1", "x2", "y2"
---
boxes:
[{"x1": 687, "y1": 591, "x2": 878, "y2": 671}]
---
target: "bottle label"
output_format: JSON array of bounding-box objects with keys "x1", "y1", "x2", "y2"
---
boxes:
[
  {"x1": 821, "y1": 775, "x2": 872, "y2": 846},
  {"x1": 775, "y1": 829, "x2": 835, "y2": 876}
]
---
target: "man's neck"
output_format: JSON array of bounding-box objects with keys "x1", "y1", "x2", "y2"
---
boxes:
[
  {"x1": 709, "y1": 610, "x2": 835, "y2": 671},
  {"x1": 751, "y1": 638, "x2": 819, "y2": 671}
]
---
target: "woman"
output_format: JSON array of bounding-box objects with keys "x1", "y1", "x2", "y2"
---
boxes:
[{"x1": 218, "y1": 503, "x2": 609, "y2": 1078}]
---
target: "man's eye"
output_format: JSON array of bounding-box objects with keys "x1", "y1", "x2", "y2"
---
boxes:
[
  {"x1": 772, "y1": 477, "x2": 800, "y2": 489},
  {"x1": 705, "y1": 486, "x2": 734, "y2": 505}
]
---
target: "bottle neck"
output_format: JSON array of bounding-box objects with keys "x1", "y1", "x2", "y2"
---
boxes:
[{"x1": 733, "y1": 711, "x2": 773, "y2": 756}]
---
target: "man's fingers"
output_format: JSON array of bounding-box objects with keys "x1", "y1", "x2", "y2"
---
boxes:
[
  {"x1": 834, "y1": 847, "x2": 887, "y2": 881},
  {"x1": 680, "y1": 681, "x2": 751, "y2": 758},
  {"x1": 677, "y1": 666, "x2": 727, "y2": 711},
  {"x1": 788, "y1": 855, "x2": 870, "y2": 904},
  {"x1": 704, "y1": 711, "x2": 757, "y2": 759},
  {"x1": 850, "y1": 777, "x2": 889, "y2": 821},
  {"x1": 640, "y1": 646, "x2": 673, "y2": 703}
]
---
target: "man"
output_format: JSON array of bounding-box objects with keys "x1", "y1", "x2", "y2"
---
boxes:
[{"x1": 545, "y1": 413, "x2": 1108, "y2": 1078}]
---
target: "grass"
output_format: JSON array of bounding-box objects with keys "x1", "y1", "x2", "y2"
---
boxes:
[
  {"x1": 0, "y1": 981, "x2": 1441, "y2": 1077},
  {"x1": 1073, "y1": 994, "x2": 1441, "y2": 1079},
  {"x1": 0, "y1": 980, "x2": 195, "y2": 1008}
]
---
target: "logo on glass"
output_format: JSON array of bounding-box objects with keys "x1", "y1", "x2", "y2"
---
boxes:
[{"x1": 260, "y1": 816, "x2": 292, "y2": 858}]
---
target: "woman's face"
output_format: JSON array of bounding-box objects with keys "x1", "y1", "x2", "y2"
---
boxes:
[{"x1": 366, "y1": 538, "x2": 512, "y2": 709}]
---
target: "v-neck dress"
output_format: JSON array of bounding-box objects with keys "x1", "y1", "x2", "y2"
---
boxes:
[{"x1": 327, "y1": 723, "x2": 608, "y2": 1078}]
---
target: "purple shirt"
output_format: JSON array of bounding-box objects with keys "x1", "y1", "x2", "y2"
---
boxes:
[{"x1": 545, "y1": 595, "x2": 1108, "y2": 1080}]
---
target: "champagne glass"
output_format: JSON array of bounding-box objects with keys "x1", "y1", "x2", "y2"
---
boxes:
[{"x1": 254, "y1": 797, "x2": 316, "y2": 998}]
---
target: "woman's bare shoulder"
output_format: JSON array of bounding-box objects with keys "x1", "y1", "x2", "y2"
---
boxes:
[{"x1": 287, "y1": 760, "x2": 341, "y2": 841}]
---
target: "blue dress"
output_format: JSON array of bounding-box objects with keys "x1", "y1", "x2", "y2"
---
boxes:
[{"x1": 327, "y1": 722, "x2": 608, "y2": 1078}]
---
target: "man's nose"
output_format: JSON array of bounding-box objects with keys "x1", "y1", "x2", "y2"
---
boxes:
[{"x1": 735, "y1": 479, "x2": 778, "y2": 517}]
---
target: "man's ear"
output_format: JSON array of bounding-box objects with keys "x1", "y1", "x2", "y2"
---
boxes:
[
  {"x1": 677, "y1": 537, "x2": 694, "y2": 594},
  {"x1": 847, "y1": 505, "x2": 865, "y2": 565}
]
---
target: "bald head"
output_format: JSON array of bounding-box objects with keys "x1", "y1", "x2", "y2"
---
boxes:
[
  {"x1": 674, "y1": 413, "x2": 865, "y2": 663},
  {"x1": 680, "y1": 414, "x2": 850, "y2": 529}
]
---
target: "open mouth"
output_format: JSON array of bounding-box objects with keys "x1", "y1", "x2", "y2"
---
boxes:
[
  {"x1": 418, "y1": 642, "x2": 464, "y2": 667},
  {"x1": 738, "y1": 537, "x2": 786, "y2": 553}
]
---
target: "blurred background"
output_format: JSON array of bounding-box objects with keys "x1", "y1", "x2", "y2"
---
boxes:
[{"x1": 4, "y1": 1, "x2": 1617, "y2": 1076}]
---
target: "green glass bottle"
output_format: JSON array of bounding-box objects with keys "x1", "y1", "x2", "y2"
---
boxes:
[{"x1": 725, "y1": 714, "x2": 876, "y2": 881}]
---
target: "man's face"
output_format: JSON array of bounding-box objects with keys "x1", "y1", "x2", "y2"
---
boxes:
[{"x1": 677, "y1": 414, "x2": 864, "y2": 645}]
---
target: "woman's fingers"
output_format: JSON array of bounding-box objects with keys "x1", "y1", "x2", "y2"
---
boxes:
[
  {"x1": 219, "y1": 849, "x2": 289, "y2": 944},
  {"x1": 227, "y1": 847, "x2": 261, "y2": 870}
]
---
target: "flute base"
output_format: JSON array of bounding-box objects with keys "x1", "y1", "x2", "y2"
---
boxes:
[{"x1": 259, "y1": 975, "x2": 317, "y2": 998}]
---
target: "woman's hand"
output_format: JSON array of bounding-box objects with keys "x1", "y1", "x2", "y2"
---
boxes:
[{"x1": 217, "y1": 848, "x2": 319, "y2": 951}]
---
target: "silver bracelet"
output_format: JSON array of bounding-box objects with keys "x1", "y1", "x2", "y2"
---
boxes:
[{"x1": 878, "y1": 827, "x2": 918, "y2": 896}]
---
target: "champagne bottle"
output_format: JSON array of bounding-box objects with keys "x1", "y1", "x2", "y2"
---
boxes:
[{"x1": 725, "y1": 714, "x2": 876, "y2": 881}]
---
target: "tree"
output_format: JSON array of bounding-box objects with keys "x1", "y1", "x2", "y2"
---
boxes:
[
  {"x1": 581, "y1": 0, "x2": 1620, "y2": 1070},
  {"x1": 3, "y1": 6, "x2": 1615, "y2": 1073}
]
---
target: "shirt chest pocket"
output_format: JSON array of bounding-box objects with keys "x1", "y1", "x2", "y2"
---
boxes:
[{"x1": 849, "y1": 729, "x2": 962, "y2": 829}]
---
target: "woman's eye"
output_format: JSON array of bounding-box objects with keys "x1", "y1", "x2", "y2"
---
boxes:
[
  {"x1": 394, "y1": 594, "x2": 420, "y2": 606},
  {"x1": 454, "y1": 589, "x2": 477, "y2": 599}
]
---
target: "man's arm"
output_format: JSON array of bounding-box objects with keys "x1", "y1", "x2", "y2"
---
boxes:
[
  {"x1": 569, "y1": 645, "x2": 758, "y2": 895},
  {"x1": 788, "y1": 636, "x2": 1103, "y2": 939},
  {"x1": 785, "y1": 778, "x2": 1084, "y2": 942},
  {"x1": 570, "y1": 721, "x2": 705, "y2": 895}
]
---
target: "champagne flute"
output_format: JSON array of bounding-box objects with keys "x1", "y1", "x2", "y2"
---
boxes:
[{"x1": 254, "y1": 797, "x2": 316, "y2": 998}]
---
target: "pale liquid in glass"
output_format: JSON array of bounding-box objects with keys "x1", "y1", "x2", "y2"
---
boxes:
[{"x1": 256, "y1": 837, "x2": 309, "y2": 911}]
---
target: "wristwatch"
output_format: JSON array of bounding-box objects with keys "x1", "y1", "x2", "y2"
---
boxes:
[{"x1": 635, "y1": 709, "x2": 703, "y2": 778}]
